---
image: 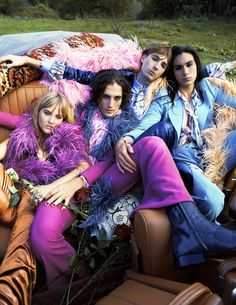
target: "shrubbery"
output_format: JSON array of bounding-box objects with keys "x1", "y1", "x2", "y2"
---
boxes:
[
  {"x1": 21, "y1": 3, "x2": 58, "y2": 19},
  {"x1": 0, "y1": 0, "x2": 235, "y2": 19}
]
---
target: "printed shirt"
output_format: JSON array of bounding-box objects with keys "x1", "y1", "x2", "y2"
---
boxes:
[
  {"x1": 177, "y1": 90, "x2": 203, "y2": 148},
  {"x1": 130, "y1": 79, "x2": 148, "y2": 121}
]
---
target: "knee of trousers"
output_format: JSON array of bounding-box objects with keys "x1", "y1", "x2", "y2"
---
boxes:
[
  {"x1": 197, "y1": 188, "x2": 224, "y2": 221},
  {"x1": 30, "y1": 218, "x2": 62, "y2": 256},
  {"x1": 136, "y1": 136, "x2": 168, "y2": 153},
  {"x1": 176, "y1": 161, "x2": 194, "y2": 193}
]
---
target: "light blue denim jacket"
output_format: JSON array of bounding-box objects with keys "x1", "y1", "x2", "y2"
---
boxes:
[{"x1": 126, "y1": 77, "x2": 236, "y2": 147}]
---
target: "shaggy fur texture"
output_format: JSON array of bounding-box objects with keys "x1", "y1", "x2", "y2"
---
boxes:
[
  {"x1": 4, "y1": 114, "x2": 89, "y2": 184},
  {"x1": 79, "y1": 176, "x2": 116, "y2": 231},
  {"x1": 78, "y1": 102, "x2": 138, "y2": 161},
  {"x1": 41, "y1": 40, "x2": 142, "y2": 107},
  {"x1": 202, "y1": 78, "x2": 236, "y2": 188}
]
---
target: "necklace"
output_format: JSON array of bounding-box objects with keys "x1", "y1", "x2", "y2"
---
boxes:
[{"x1": 37, "y1": 147, "x2": 48, "y2": 161}]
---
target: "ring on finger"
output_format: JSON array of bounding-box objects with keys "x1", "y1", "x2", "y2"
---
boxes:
[
  {"x1": 35, "y1": 192, "x2": 42, "y2": 199},
  {"x1": 31, "y1": 194, "x2": 37, "y2": 201}
]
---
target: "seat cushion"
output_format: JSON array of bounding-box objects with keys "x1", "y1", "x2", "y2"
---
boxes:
[
  {"x1": 0, "y1": 81, "x2": 48, "y2": 141},
  {"x1": 96, "y1": 279, "x2": 175, "y2": 305},
  {"x1": 96, "y1": 272, "x2": 223, "y2": 305}
]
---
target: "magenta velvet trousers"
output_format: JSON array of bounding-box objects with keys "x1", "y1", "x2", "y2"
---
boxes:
[
  {"x1": 30, "y1": 136, "x2": 192, "y2": 288},
  {"x1": 104, "y1": 137, "x2": 192, "y2": 211},
  {"x1": 30, "y1": 205, "x2": 76, "y2": 288}
]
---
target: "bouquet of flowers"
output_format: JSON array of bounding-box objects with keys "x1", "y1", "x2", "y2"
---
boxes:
[
  {"x1": 61, "y1": 200, "x2": 132, "y2": 305},
  {"x1": 7, "y1": 168, "x2": 133, "y2": 304}
]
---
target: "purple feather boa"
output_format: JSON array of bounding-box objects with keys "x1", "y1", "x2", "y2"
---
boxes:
[{"x1": 4, "y1": 114, "x2": 90, "y2": 185}]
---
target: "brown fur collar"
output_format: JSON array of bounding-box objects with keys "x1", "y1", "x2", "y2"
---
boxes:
[{"x1": 202, "y1": 78, "x2": 236, "y2": 189}]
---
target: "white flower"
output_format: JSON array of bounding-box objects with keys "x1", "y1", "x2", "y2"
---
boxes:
[{"x1": 6, "y1": 168, "x2": 19, "y2": 182}]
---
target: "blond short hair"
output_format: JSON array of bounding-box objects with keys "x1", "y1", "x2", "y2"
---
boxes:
[
  {"x1": 32, "y1": 92, "x2": 75, "y2": 137},
  {"x1": 142, "y1": 42, "x2": 172, "y2": 65}
]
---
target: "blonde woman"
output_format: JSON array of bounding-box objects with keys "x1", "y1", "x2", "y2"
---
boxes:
[{"x1": 0, "y1": 91, "x2": 89, "y2": 305}]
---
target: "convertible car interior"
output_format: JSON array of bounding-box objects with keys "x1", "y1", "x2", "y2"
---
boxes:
[{"x1": 0, "y1": 31, "x2": 236, "y2": 305}]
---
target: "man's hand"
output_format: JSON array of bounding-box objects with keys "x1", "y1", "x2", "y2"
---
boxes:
[{"x1": 115, "y1": 136, "x2": 137, "y2": 173}]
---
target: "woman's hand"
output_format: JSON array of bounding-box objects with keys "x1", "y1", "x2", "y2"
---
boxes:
[
  {"x1": 0, "y1": 55, "x2": 42, "y2": 69},
  {"x1": 30, "y1": 184, "x2": 55, "y2": 207},
  {"x1": 44, "y1": 177, "x2": 84, "y2": 209},
  {"x1": 31, "y1": 184, "x2": 55, "y2": 199},
  {"x1": 115, "y1": 137, "x2": 137, "y2": 173}
]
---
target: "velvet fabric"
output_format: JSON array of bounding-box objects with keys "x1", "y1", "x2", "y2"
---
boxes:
[
  {"x1": 31, "y1": 204, "x2": 76, "y2": 289},
  {"x1": 30, "y1": 105, "x2": 138, "y2": 287},
  {"x1": 0, "y1": 183, "x2": 35, "y2": 305},
  {"x1": 80, "y1": 137, "x2": 193, "y2": 232}
]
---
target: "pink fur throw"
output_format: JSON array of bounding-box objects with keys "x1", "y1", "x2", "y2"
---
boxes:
[{"x1": 41, "y1": 39, "x2": 142, "y2": 107}]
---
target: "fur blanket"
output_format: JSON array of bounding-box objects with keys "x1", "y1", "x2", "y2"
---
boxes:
[
  {"x1": 202, "y1": 78, "x2": 236, "y2": 188},
  {"x1": 0, "y1": 33, "x2": 104, "y2": 98},
  {"x1": 41, "y1": 39, "x2": 142, "y2": 107}
]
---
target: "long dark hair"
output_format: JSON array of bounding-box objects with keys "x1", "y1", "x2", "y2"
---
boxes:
[
  {"x1": 91, "y1": 69, "x2": 131, "y2": 108},
  {"x1": 167, "y1": 46, "x2": 204, "y2": 102}
]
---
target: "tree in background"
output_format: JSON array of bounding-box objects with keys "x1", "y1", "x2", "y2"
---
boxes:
[
  {"x1": 139, "y1": 0, "x2": 236, "y2": 18},
  {"x1": 0, "y1": 0, "x2": 235, "y2": 18},
  {"x1": 0, "y1": 0, "x2": 28, "y2": 16},
  {"x1": 47, "y1": 0, "x2": 133, "y2": 19}
]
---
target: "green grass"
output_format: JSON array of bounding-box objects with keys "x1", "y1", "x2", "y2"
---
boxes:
[{"x1": 0, "y1": 16, "x2": 235, "y2": 67}]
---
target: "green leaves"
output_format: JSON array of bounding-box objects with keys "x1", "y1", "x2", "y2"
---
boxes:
[
  {"x1": 9, "y1": 193, "x2": 21, "y2": 208},
  {"x1": 9, "y1": 185, "x2": 18, "y2": 194},
  {"x1": 84, "y1": 246, "x2": 91, "y2": 256},
  {"x1": 89, "y1": 258, "x2": 95, "y2": 269},
  {"x1": 7, "y1": 168, "x2": 36, "y2": 208}
]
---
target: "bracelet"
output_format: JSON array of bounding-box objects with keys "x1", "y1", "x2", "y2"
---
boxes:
[
  {"x1": 122, "y1": 137, "x2": 133, "y2": 145},
  {"x1": 79, "y1": 174, "x2": 89, "y2": 189}
]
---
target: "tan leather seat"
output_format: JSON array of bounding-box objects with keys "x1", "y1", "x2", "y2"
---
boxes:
[
  {"x1": 132, "y1": 209, "x2": 236, "y2": 305},
  {"x1": 0, "y1": 81, "x2": 48, "y2": 142},
  {"x1": 96, "y1": 271, "x2": 223, "y2": 305},
  {"x1": 132, "y1": 209, "x2": 195, "y2": 283}
]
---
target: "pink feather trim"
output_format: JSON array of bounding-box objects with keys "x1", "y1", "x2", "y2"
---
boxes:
[{"x1": 41, "y1": 40, "x2": 142, "y2": 107}]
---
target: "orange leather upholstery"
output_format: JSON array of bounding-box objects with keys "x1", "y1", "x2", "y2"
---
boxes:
[{"x1": 0, "y1": 81, "x2": 48, "y2": 142}]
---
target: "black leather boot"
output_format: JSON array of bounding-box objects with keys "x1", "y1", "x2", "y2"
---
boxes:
[{"x1": 167, "y1": 201, "x2": 236, "y2": 267}]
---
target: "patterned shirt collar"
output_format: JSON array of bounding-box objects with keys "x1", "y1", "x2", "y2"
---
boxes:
[{"x1": 175, "y1": 89, "x2": 199, "y2": 103}]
